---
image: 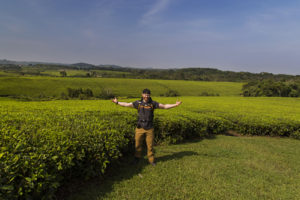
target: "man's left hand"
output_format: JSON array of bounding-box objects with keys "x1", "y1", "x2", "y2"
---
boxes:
[{"x1": 176, "y1": 100, "x2": 182, "y2": 106}]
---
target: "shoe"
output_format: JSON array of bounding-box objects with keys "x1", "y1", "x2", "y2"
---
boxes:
[{"x1": 150, "y1": 162, "x2": 156, "y2": 166}]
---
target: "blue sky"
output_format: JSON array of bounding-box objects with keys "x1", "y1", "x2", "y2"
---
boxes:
[{"x1": 1, "y1": 0, "x2": 300, "y2": 75}]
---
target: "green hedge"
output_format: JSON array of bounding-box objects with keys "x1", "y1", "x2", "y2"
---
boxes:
[
  {"x1": 0, "y1": 111, "x2": 136, "y2": 199},
  {"x1": 1, "y1": 102, "x2": 300, "y2": 199}
]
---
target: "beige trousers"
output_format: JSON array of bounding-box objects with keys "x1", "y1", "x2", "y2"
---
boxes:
[{"x1": 134, "y1": 128, "x2": 155, "y2": 164}]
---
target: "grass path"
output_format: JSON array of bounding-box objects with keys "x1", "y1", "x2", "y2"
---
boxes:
[{"x1": 65, "y1": 135, "x2": 300, "y2": 200}]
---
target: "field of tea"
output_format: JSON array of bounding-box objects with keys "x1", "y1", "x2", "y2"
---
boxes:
[
  {"x1": 0, "y1": 76, "x2": 242, "y2": 98},
  {"x1": 1, "y1": 96, "x2": 300, "y2": 199}
]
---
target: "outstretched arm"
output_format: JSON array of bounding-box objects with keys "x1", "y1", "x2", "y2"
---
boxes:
[
  {"x1": 159, "y1": 100, "x2": 182, "y2": 109},
  {"x1": 112, "y1": 97, "x2": 133, "y2": 107}
]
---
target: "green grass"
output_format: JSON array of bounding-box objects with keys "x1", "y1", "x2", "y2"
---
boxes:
[
  {"x1": 0, "y1": 76, "x2": 243, "y2": 98},
  {"x1": 39, "y1": 69, "x2": 87, "y2": 76},
  {"x1": 65, "y1": 135, "x2": 300, "y2": 200},
  {"x1": 0, "y1": 71, "x2": 20, "y2": 77}
]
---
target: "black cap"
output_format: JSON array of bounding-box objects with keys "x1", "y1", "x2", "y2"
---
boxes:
[{"x1": 142, "y1": 88, "x2": 151, "y2": 94}]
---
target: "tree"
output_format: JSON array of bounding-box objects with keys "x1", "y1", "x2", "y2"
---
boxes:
[
  {"x1": 242, "y1": 80, "x2": 300, "y2": 97},
  {"x1": 60, "y1": 70, "x2": 67, "y2": 77}
]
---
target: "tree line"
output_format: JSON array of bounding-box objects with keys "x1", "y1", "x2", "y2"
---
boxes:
[
  {"x1": 1, "y1": 63, "x2": 300, "y2": 82},
  {"x1": 242, "y1": 80, "x2": 300, "y2": 97}
]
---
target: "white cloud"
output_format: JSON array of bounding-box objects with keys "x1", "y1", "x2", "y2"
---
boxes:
[{"x1": 140, "y1": 0, "x2": 171, "y2": 25}]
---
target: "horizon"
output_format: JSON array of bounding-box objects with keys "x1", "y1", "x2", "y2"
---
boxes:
[
  {"x1": 1, "y1": 0, "x2": 300, "y2": 75},
  {"x1": 2, "y1": 57, "x2": 300, "y2": 76}
]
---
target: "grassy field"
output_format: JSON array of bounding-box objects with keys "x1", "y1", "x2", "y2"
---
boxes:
[
  {"x1": 40, "y1": 69, "x2": 88, "y2": 77},
  {"x1": 0, "y1": 71, "x2": 20, "y2": 77},
  {"x1": 65, "y1": 135, "x2": 300, "y2": 200},
  {"x1": 0, "y1": 76, "x2": 243, "y2": 98}
]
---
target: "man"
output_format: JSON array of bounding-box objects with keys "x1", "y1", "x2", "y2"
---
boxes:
[{"x1": 112, "y1": 88, "x2": 182, "y2": 166}]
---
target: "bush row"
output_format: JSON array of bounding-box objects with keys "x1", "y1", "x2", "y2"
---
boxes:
[
  {"x1": 242, "y1": 80, "x2": 300, "y2": 97},
  {"x1": 1, "y1": 103, "x2": 300, "y2": 199},
  {"x1": 0, "y1": 110, "x2": 136, "y2": 199},
  {"x1": 0, "y1": 107, "x2": 235, "y2": 199}
]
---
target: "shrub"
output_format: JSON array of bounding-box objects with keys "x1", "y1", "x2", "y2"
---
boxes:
[
  {"x1": 291, "y1": 130, "x2": 300, "y2": 139},
  {"x1": 1, "y1": 98, "x2": 299, "y2": 199},
  {"x1": 99, "y1": 88, "x2": 115, "y2": 99},
  {"x1": 242, "y1": 80, "x2": 300, "y2": 97},
  {"x1": 60, "y1": 92, "x2": 69, "y2": 100},
  {"x1": 67, "y1": 88, "x2": 94, "y2": 99},
  {"x1": 60, "y1": 71, "x2": 67, "y2": 77},
  {"x1": 0, "y1": 110, "x2": 135, "y2": 199},
  {"x1": 164, "y1": 89, "x2": 180, "y2": 97},
  {"x1": 199, "y1": 92, "x2": 219, "y2": 96}
]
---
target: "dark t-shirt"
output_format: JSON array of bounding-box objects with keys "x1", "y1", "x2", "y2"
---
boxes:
[{"x1": 132, "y1": 100, "x2": 159, "y2": 130}]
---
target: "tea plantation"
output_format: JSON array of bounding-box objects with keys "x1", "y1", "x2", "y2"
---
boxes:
[{"x1": 1, "y1": 97, "x2": 300, "y2": 199}]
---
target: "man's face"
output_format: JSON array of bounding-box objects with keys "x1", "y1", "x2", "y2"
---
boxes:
[{"x1": 142, "y1": 93, "x2": 150, "y2": 102}]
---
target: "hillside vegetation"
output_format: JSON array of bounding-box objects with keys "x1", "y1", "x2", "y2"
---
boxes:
[
  {"x1": 0, "y1": 77, "x2": 242, "y2": 99},
  {"x1": 242, "y1": 80, "x2": 300, "y2": 97},
  {"x1": 1, "y1": 60, "x2": 300, "y2": 82}
]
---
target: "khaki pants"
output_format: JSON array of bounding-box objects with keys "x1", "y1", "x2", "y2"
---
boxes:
[{"x1": 135, "y1": 128, "x2": 155, "y2": 164}]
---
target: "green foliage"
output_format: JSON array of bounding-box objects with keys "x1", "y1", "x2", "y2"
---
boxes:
[
  {"x1": 291, "y1": 130, "x2": 300, "y2": 139},
  {"x1": 199, "y1": 91, "x2": 220, "y2": 96},
  {"x1": 86, "y1": 71, "x2": 97, "y2": 77},
  {"x1": 163, "y1": 89, "x2": 180, "y2": 97},
  {"x1": 242, "y1": 80, "x2": 300, "y2": 97},
  {"x1": 67, "y1": 88, "x2": 94, "y2": 99},
  {"x1": 0, "y1": 77, "x2": 243, "y2": 99},
  {"x1": 60, "y1": 92, "x2": 69, "y2": 100},
  {"x1": 98, "y1": 88, "x2": 115, "y2": 99},
  {"x1": 60, "y1": 70, "x2": 67, "y2": 77},
  {"x1": 0, "y1": 64, "x2": 22, "y2": 71},
  {"x1": 2, "y1": 62, "x2": 300, "y2": 82},
  {"x1": 1, "y1": 97, "x2": 300, "y2": 199},
  {"x1": 0, "y1": 106, "x2": 135, "y2": 199}
]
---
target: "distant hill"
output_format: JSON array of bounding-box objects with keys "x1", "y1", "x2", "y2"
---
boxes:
[
  {"x1": 71, "y1": 62, "x2": 96, "y2": 69},
  {"x1": 0, "y1": 59, "x2": 67, "y2": 66},
  {"x1": 71, "y1": 62, "x2": 124, "y2": 70},
  {"x1": 0, "y1": 59, "x2": 125, "y2": 70},
  {"x1": 1, "y1": 59, "x2": 300, "y2": 82}
]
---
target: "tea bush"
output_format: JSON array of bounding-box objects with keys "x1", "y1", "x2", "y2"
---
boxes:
[{"x1": 1, "y1": 97, "x2": 300, "y2": 199}]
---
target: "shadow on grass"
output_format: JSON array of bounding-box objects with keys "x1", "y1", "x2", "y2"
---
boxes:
[
  {"x1": 57, "y1": 150, "x2": 199, "y2": 200},
  {"x1": 156, "y1": 151, "x2": 199, "y2": 163},
  {"x1": 165, "y1": 134, "x2": 216, "y2": 146},
  {"x1": 186, "y1": 134, "x2": 216, "y2": 142},
  {"x1": 57, "y1": 134, "x2": 218, "y2": 199}
]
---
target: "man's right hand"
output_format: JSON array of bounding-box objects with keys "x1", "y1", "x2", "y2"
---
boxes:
[{"x1": 112, "y1": 97, "x2": 118, "y2": 104}]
